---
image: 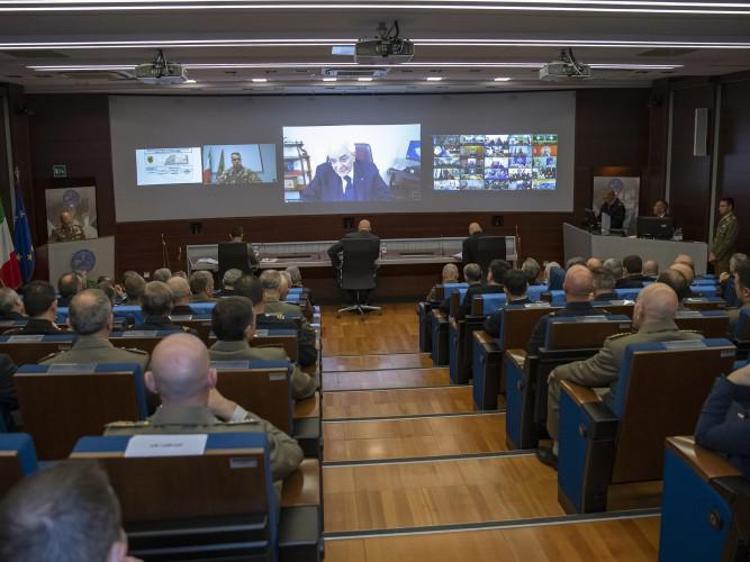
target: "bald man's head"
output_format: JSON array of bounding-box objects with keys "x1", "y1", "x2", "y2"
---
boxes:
[
  {"x1": 586, "y1": 257, "x2": 603, "y2": 271},
  {"x1": 145, "y1": 333, "x2": 215, "y2": 405},
  {"x1": 633, "y1": 283, "x2": 679, "y2": 330},
  {"x1": 468, "y1": 222, "x2": 482, "y2": 235},
  {"x1": 674, "y1": 254, "x2": 695, "y2": 270},
  {"x1": 358, "y1": 220, "x2": 371, "y2": 232},
  {"x1": 670, "y1": 262, "x2": 695, "y2": 284},
  {"x1": 563, "y1": 265, "x2": 594, "y2": 302}
]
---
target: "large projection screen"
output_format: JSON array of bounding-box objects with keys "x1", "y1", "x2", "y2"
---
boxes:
[{"x1": 110, "y1": 92, "x2": 575, "y2": 222}]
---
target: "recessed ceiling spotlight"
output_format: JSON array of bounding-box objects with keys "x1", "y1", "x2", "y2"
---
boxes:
[
  {"x1": 184, "y1": 79, "x2": 197, "y2": 84},
  {"x1": 357, "y1": 77, "x2": 374, "y2": 82},
  {"x1": 251, "y1": 77, "x2": 268, "y2": 83},
  {"x1": 494, "y1": 77, "x2": 512, "y2": 82},
  {"x1": 322, "y1": 77, "x2": 337, "y2": 82},
  {"x1": 426, "y1": 76, "x2": 443, "y2": 81}
]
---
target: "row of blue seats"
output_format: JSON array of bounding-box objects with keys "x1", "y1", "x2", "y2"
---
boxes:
[{"x1": 0, "y1": 431, "x2": 321, "y2": 562}]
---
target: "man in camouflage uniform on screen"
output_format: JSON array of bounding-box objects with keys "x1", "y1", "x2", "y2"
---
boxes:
[
  {"x1": 216, "y1": 152, "x2": 261, "y2": 184},
  {"x1": 49, "y1": 210, "x2": 85, "y2": 242}
]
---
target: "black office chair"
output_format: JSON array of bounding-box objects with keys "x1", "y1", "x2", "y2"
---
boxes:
[
  {"x1": 218, "y1": 242, "x2": 255, "y2": 280},
  {"x1": 475, "y1": 236, "x2": 507, "y2": 273},
  {"x1": 336, "y1": 237, "x2": 381, "y2": 317}
]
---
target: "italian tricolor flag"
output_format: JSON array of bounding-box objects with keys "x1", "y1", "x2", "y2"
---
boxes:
[{"x1": 0, "y1": 198, "x2": 21, "y2": 289}]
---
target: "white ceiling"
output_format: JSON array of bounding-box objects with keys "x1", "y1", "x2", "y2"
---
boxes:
[{"x1": 1, "y1": 0, "x2": 749, "y2": 94}]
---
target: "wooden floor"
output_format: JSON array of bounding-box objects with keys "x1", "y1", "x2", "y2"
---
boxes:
[{"x1": 318, "y1": 303, "x2": 661, "y2": 560}]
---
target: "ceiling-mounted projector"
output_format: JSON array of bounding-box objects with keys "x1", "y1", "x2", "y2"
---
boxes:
[
  {"x1": 134, "y1": 49, "x2": 188, "y2": 85},
  {"x1": 539, "y1": 48, "x2": 591, "y2": 81},
  {"x1": 355, "y1": 21, "x2": 415, "y2": 64}
]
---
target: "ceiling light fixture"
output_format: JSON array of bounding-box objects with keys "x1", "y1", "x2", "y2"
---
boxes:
[
  {"x1": 322, "y1": 76, "x2": 337, "y2": 81},
  {"x1": 251, "y1": 77, "x2": 268, "y2": 82},
  {"x1": 426, "y1": 76, "x2": 443, "y2": 81},
  {"x1": 357, "y1": 76, "x2": 374, "y2": 82},
  {"x1": 493, "y1": 76, "x2": 512, "y2": 81}
]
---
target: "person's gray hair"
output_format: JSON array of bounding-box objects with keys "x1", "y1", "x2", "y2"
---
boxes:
[
  {"x1": 285, "y1": 266, "x2": 303, "y2": 286},
  {"x1": 222, "y1": 268, "x2": 243, "y2": 289},
  {"x1": 521, "y1": 257, "x2": 541, "y2": 283},
  {"x1": 730, "y1": 253, "x2": 749, "y2": 275},
  {"x1": 543, "y1": 261, "x2": 561, "y2": 283},
  {"x1": 602, "y1": 258, "x2": 624, "y2": 279},
  {"x1": 69, "y1": 289, "x2": 112, "y2": 335},
  {"x1": 189, "y1": 270, "x2": 214, "y2": 295},
  {"x1": 565, "y1": 256, "x2": 587, "y2": 269},
  {"x1": 280, "y1": 270, "x2": 292, "y2": 287},
  {"x1": 592, "y1": 267, "x2": 617, "y2": 292},
  {"x1": 0, "y1": 288, "x2": 22, "y2": 315},
  {"x1": 166, "y1": 276, "x2": 190, "y2": 300},
  {"x1": 259, "y1": 269, "x2": 282, "y2": 291},
  {"x1": 463, "y1": 263, "x2": 482, "y2": 283},
  {"x1": 152, "y1": 267, "x2": 172, "y2": 283},
  {"x1": 141, "y1": 281, "x2": 174, "y2": 316}
]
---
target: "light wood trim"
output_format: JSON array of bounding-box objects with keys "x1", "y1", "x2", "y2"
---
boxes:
[
  {"x1": 667, "y1": 436, "x2": 741, "y2": 481},
  {"x1": 560, "y1": 380, "x2": 602, "y2": 406},
  {"x1": 294, "y1": 392, "x2": 320, "y2": 419},
  {"x1": 282, "y1": 458, "x2": 321, "y2": 507},
  {"x1": 505, "y1": 349, "x2": 527, "y2": 369}
]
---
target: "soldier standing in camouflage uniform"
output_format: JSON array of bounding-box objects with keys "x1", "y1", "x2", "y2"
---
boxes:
[
  {"x1": 216, "y1": 152, "x2": 261, "y2": 184},
  {"x1": 710, "y1": 197, "x2": 739, "y2": 276},
  {"x1": 538, "y1": 283, "x2": 703, "y2": 468},
  {"x1": 49, "y1": 210, "x2": 86, "y2": 242}
]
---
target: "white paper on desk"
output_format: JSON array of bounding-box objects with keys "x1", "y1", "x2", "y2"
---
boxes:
[
  {"x1": 261, "y1": 257, "x2": 278, "y2": 263},
  {"x1": 124, "y1": 434, "x2": 208, "y2": 458},
  {"x1": 453, "y1": 252, "x2": 463, "y2": 260}
]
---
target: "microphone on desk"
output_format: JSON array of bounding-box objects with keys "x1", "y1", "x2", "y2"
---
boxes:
[{"x1": 161, "y1": 233, "x2": 170, "y2": 269}]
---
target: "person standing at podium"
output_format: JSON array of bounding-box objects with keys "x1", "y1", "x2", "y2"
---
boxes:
[
  {"x1": 598, "y1": 190, "x2": 626, "y2": 230},
  {"x1": 462, "y1": 222, "x2": 484, "y2": 264},
  {"x1": 710, "y1": 197, "x2": 739, "y2": 276},
  {"x1": 652, "y1": 199, "x2": 669, "y2": 218}
]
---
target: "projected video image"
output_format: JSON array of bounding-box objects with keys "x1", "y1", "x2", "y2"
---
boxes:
[
  {"x1": 433, "y1": 133, "x2": 558, "y2": 191},
  {"x1": 283, "y1": 124, "x2": 421, "y2": 202},
  {"x1": 135, "y1": 147, "x2": 203, "y2": 186},
  {"x1": 202, "y1": 144, "x2": 277, "y2": 185}
]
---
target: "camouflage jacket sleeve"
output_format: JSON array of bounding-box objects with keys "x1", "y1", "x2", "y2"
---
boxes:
[
  {"x1": 256, "y1": 416, "x2": 304, "y2": 481},
  {"x1": 553, "y1": 337, "x2": 620, "y2": 388},
  {"x1": 712, "y1": 216, "x2": 739, "y2": 259},
  {"x1": 291, "y1": 364, "x2": 318, "y2": 400}
]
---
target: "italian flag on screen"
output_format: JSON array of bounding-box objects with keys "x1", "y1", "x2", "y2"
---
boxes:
[{"x1": 0, "y1": 198, "x2": 21, "y2": 289}]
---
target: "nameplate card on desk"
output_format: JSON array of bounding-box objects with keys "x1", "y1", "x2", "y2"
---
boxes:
[
  {"x1": 661, "y1": 340, "x2": 710, "y2": 351},
  {"x1": 124, "y1": 434, "x2": 208, "y2": 458},
  {"x1": 261, "y1": 258, "x2": 278, "y2": 263},
  {"x1": 48, "y1": 363, "x2": 97, "y2": 374},
  {"x1": 524, "y1": 303, "x2": 551, "y2": 308},
  {"x1": 170, "y1": 315, "x2": 193, "y2": 321},
  {"x1": 119, "y1": 331, "x2": 159, "y2": 337},
  {"x1": 210, "y1": 360, "x2": 251, "y2": 371},
  {"x1": 676, "y1": 310, "x2": 703, "y2": 318},
  {"x1": 7, "y1": 335, "x2": 45, "y2": 343},
  {"x1": 254, "y1": 329, "x2": 270, "y2": 337}
]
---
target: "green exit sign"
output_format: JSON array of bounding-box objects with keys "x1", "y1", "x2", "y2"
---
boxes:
[{"x1": 52, "y1": 164, "x2": 67, "y2": 178}]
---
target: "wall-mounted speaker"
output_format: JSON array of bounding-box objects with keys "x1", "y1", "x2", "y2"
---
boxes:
[
  {"x1": 492, "y1": 215, "x2": 504, "y2": 227},
  {"x1": 190, "y1": 222, "x2": 202, "y2": 235},
  {"x1": 693, "y1": 107, "x2": 709, "y2": 157},
  {"x1": 343, "y1": 217, "x2": 355, "y2": 230}
]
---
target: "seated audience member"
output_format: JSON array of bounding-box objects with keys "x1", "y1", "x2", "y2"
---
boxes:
[
  {"x1": 728, "y1": 261, "x2": 750, "y2": 334},
  {"x1": 0, "y1": 353, "x2": 17, "y2": 431},
  {"x1": 122, "y1": 272, "x2": 146, "y2": 305},
  {"x1": 585, "y1": 257, "x2": 603, "y2": 271},
  {"x1": 546, "y1": 265, "x2": 565, "y2": 292},
  {"x1": 426, "y1": 263, "x2": 459, "y2": 302},
  {"x1": 483, "y1": 270, "x2": 531, "y2": 338},
  {"x1": 285, "y1": 266, "x2": 303, "y2": 288},
  {"x1": 105, "y1": 333, "x2": 303, "y2": 482},
  {"x1": 0, "y1": 288, "x2": 24, "y2": 320},
  {"x1": 720, "y1": 252, "x2": 748, "y2": 309},
  {"x1": 278, "y1": 270, "x2": 313, "y2": 320},
  {"x1": 540, "y1": 283, "x2": 703, "y2": 468},
  {"x1": 166, "y1": 277, "x2": 193, "y2": 316},
  {"x1": 591, "y1": 267, "x2": 619, "y2": 302},
  {"x1": 235, "y1": 274, "x2": 317, "y2": 367},
  {"x1": 97, "y1": 281, "x2": 117, "y2": 306},
  {"x1": 527, "y1": 265, "x2": 595, "y2": 356},
  {"x1": 189, "y1": 270, "x2": 216, "y2": 302},
  {"x1": 11, "y1": 281, "x2": 62, "y2": 334},
  {"x1": 57, "y1": 272, "x2": 83, "y2": 308},
  {"x1": 602, "y1": 258, "x2": 624, "y2": 282},
  {"x1": 543, "y1": 261, "x2": 561, "y2": 283},
  {"x1": 521, "y1": 257, "x2": 542, "y2": 285},
  {"x1": 151, "y1": 267, "x2": 172, "y2": 283},
  {"x1": 260, "y1": 270, "x2": 302, "y2": 316},
  {"x1": 657, "y1": 269, "x2": 692, "y2": 302},
  {"x1": 42, "y1": 289, "x2": 149, "y2": 372},
  {"x1": 616, "y1": 254, "x2": 646, "y2": 289},
  {"x1": 221, "y1": 268, "x2": 243, "y2": 296},
  {"x1": 457, "y1": 259, "x2": 508, "y2": 320},
  {"x1": 642, "y1": 259, "x2": 659, "y2": 281},
  {"x1": 695, "y1": 362, "x2": 750, "y2": 477},
  {"x1": 671, "y1": 261, "x2": 696, "y2": 286},
  {"x1": 208, "y1": 297, "x2": 317, "y2": 400},
  {"x1": 566, "y1": 256, "x2": 587, "y2": 269},
  {"x1": 137, "y1": 281, "x2": 195, "y2": 334},
  {"x1": 439, "y1": 263, "x2": 482, "y2": 314},
  {"x1": 674, "y1": 253, "x2": 696, "y2": 272},
  {"x1": 0, "y1": 461, "x2": 142, "y2": 562},
  {"x1": 173, "y1": 270, "x2": 188, "y2": 280}
]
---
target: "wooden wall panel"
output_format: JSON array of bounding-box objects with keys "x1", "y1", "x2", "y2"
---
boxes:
[
  {"x1": 717, "y1": 76, "x2": 750, "y2": 254},
  {"x1": 24, "y1": 89, "x2": 654, "y2": 297},
  {"x1": 668, "y1": 82, "x2": 716, "y2": 243}
]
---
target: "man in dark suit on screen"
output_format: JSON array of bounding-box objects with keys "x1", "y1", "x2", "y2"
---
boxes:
[{"x1": 301, "y1": 143, "x2": 391, "y2": 202}]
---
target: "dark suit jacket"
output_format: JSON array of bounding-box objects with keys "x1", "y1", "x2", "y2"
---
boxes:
[
  {"x1": 527, "y1": 301, "x2": 596, "y2": 356},
  {"x1": 136, "y1": 315, "x2": 199, "y2": 337},
  {"x1": 483, "y1": 297, "x2": 531, "y2": 338},
  {"x1": 302, "y1": 160, "x2": 390, "y2": 202},
  {"x1": 0, "y1": 311, "x2": 25, "y2": 321},
  {"x1": 256, "y1": 313, "x2": 318, "y2": 367},
  {"x1": 599, "y1": 199, "x2": 626, "y2": 229},
  {"x1": 171, "y1": 305, "x2": 195, "y2": 316},
  {"x1": 327, "y1": 231, "x2": 381, "y2": 270},
  {"x1": 8, "y1": 318, "x2": 62, "y2": 335},
  {"x1": 615, "y1": 275, "x2": 646, "y2": 289},
  {"x1": 592, "y1": 291, "x2": 619, "y2": 303},
  {"x1": 462, "y1": 233, "x2": 483, "y2": 265},
  {"x1": 0, "y1": 354, "x2": 17, "y2": 430}
]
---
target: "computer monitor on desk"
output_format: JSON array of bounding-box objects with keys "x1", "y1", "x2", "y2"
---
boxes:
[{"x1": 637, "y1": 216, "x2": 674, "y2": 240}]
